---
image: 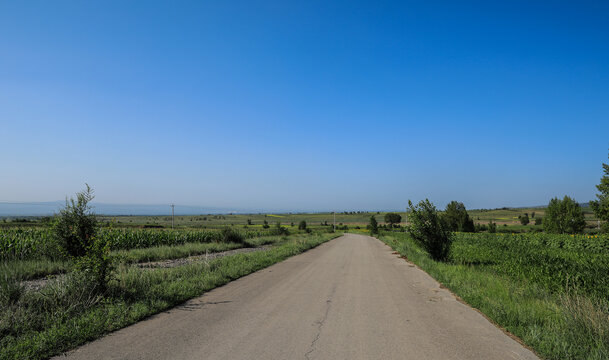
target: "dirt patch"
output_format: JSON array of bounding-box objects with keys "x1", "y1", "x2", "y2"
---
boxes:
[
  {"x1": 136, "y1": 246, "x2": 273, "y2": 269},
  {"x1": 21, "y1": 246, "x2": 274, "y2": 291}
]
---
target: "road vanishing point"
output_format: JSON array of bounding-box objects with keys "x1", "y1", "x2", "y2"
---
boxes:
[{"x1": 57, "y1": 234, "x2": 538, "y2": 360}]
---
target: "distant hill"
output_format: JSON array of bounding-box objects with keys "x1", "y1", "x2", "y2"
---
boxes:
[{"x1": 0, "y1": 202, "x2": 252, "y2": 217}]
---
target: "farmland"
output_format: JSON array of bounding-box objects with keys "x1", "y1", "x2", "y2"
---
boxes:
[
  {"x1": 1, "y1": 203, "x2": 601, "y2": 233},
  {"x1": 380, "y1": 231, "x2": 609, "y2": 359},
  {"x1": 1, "y1": 204, "x2": 607, "y2": 359}
]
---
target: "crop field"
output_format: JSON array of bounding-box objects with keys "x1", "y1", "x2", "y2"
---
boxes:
[
  {"x1": 2, "y1": 204, "x2": 600, "y2": 233},
  {"x1": 381, "y1": 231, "x2": 609, "y2": 359}
]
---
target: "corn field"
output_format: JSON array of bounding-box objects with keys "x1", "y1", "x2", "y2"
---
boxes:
[{"x1": 0, "y1": 228, "x2": 275, "y2": 261}]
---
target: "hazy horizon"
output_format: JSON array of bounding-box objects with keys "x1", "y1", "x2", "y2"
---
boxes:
[{"x1": 2, "y1": 1, "x2": 608, "y2": 210}]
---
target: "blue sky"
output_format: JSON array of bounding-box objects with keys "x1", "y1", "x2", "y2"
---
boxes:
[{"x1": 1, "y1": 0, "x2": 608, "y2": 212}]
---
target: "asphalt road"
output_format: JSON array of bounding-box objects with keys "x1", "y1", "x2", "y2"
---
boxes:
[{"x1": 57, "y1": 234, "x2": 538, "y2": 360}]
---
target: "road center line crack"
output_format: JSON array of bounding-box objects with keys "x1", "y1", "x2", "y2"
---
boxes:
[{"x1": 304, "y1": 284, "x2": 337, "y2": 360}]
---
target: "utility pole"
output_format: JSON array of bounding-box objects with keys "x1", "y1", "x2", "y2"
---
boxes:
[{"x1": 171, "y1": 204, "x2": 175, "y2": 229}]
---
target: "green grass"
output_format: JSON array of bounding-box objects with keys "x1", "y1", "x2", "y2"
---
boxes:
[
  {"x1": 0, "y1": 260, "x2": 70, "y2": 281},
  {"x1": 1, "y1": 235, "x2": 291, "y2": 281},
  {"x1": 0, "y1": 232, "x2": 340, "y2": 360},
  {"x1": 379, "y1": 232, "x2": 609, "y2": 360}
]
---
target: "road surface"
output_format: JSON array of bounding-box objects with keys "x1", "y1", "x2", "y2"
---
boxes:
[{"x1": 57, "y1": 234, "x2": 538, "y2": 360}]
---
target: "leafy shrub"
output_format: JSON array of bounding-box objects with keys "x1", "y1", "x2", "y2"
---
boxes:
[
  {"x1": 544, "y1": 196, "x2": 586, "y2": 234},
  {"x1": 298, "y1": 220, "x2": 307, "y2": 230},
  {"x1": 273, "y1": 222, "x2": 289, "y2": 236},
  {"x1": 52, "y1": 185, "x2": 98, "y2": 258},
  {"x1": 52, "y1": 185, "x2": 112, "y2": 293},
  {"x1": 221, "y1": 227, "x2": 245, "y2": 244},
  {"x1": 407, "y1": 199, "x2": 452, "y2": 261},
  {"x1": 369, "y1": 215, "x2": 378, "y2": 235},
  {"x1": 488, "y1": 220, "x2": 497, "y2": 233},
  {"x1": 384, "y1": 213, "x2": 402, "y2": 227},
  {"x1": 519, "y1": 213, "x2": 530, "y2": 225},
  {"x1": 442, "y1": 201, "x2": 475, "y2": 232}
]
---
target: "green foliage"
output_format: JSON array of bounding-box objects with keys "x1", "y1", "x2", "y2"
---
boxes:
[
  {"x1": 450, "y1": 232, "x2": 609, "y2": 299},
  {"x1": 71, "y1": 237, "x2": 113, "y2": 293},
  {"x1": 383, "y1": 212, "x2": 402, "y2": 227},
  {"x1": 273, "y1": 221, "x2": 289, "y2": 236},
  {"x1": 535, "y1": 217, "x2": 543, "y2": 226},
  {"x1": 442, "y1": 201, "x2": 475, "y2": 232},
  {"x1": 590, "y1": 154, "x2": 609, "y2": 233},
  {"x1": 382, "y1": 232, "x2": 609, "y2": 360},
  {"x1": 52, "y1": 185, "x2": 98, "y2": 258},
  {"x1": 298, "y1": 220, "x2": 307, "y2": 230},
  {"x1": 221, "y1": 227, "x2": 245, "y2": 245},
  {"x1": 544, "y1": 196, "x2": 586, "y2": 234},
  {"x1": 0, "y1": 228, "x2": 275, "y2": 261},
  {"x1": 407, "y1": 199, "x2": 452, "y2": 261},
  {"x1": 0, "y1": 272, "x2": 23, "y2": 307},
  {"x1": 369, "y1": 215, "x2": 378, "y2": 235},
  {"x1": 52, "y1": 185, "x2": 112, "y2": 293},
  {"x1": 262, "y1": 220, "x2": 270, "y2": 229},
  {"x1": 488, "y1": 220, "x2": 497, "y2": 233},
  {"x1": 519, "y1": 213, "x2": 530, "y2": 225}
]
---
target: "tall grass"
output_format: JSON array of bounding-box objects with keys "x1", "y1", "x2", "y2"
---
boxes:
[{"x1": 0, "y1": 228, "x2": 278, "y2": 261}]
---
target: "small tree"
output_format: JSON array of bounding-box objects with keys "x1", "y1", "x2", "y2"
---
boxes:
[
  {"x1": 52, "y1": 185, "x2": 111, "y2": 293},
  {"x1": 544, "y1": 196, "x2": 586, "y2": 234},
  {"x1": 590, "y1": 154, "x2": 609, "y2": 233},
  {"x1": 535, "y1": 217, "x2": 543, "y2": 226},
  {"x1": 442, "y1": 201, "x2": 475, "y2": 232},
  {"x1": 384, "y1": 213, "x2": 402, "y2": 227},
  {"x1": 298, "y1": 220, "x2": 307, "y2": 230},
  {"x1": 53, "y1": 185, "x2": 98, "y2": 257},
  {"x1": 488, "y1": 220, "x2": 497, "y2": 233},
  {"x1": 262, "y1": 220, "x2": 270, "y2": 229},
  {"x1": 519, "y1": 213, "x2": 530, "y2": 225},
  {"x1": 274, "y1": 221, "x2": 289, "y2": 235},
  {"x1": 369, "y1": 215, "x2": 378, "y2": 235},
  {"x1": 407, "y1": 199, "x2": 452, "y2": 261}
]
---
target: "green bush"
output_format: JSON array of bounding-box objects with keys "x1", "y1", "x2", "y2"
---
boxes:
[
  {"x1": 544, "y1": 196, "x2": 586, "y2": 234},
  {"x1": 52, "y1": 185, "x2": 98, "y2": 258},
  {"x1": 369, "y1": 215, "x2": 378, "y2": 235},
  {"x1": 220, "y1": 227, "x2": 245, "y2": 245},
  {"x1": 384, "y1": 213, "x2": 402, "y2": 227},
  {"x1": 407, "y1": 199, "x2": 452, "y2": 261},
  {"x1": 273, "y1": 221, "x2": 289, "y2": 236},
  {"x1": 52, "y1": 185, "x2": 111, "y2": 293},
  {"x1": 298, "y1": 220, "x2": 307, "y2": 230},
  {"x1": 442, "y1": 201, "x2": 475, "y2": 232},
  {"x1": 488, "y1": 220, "x2": 497, "y2": 233},
  {"x1": 519, "y1": 213, "x2": 530, "y2": 225}
]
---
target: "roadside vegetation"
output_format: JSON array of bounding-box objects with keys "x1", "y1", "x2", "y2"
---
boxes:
[
  {"x1": 378, "y1": 157, "x2": 609, "y2": 360},
  {"x1": 380, "y1": 230, "x2": 609, "y2": 360},
  {"x1": 0, "y1": 186, "x2": 340, "y2": 359}
]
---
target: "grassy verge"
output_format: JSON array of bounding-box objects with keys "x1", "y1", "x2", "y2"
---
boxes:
[
  {"x1": 379, "y1": 232, "x2": 609, "y2": 360},
  {"x1": 0, "y1": 232, "x2": 339, "y2": 360},
  {"x1": 2, "y1": 236, "x2": 288, "y2": 281}
]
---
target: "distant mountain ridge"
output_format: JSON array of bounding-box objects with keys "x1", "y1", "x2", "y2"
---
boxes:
[{"x1": 0, "y1": 201, "x2": 253, "y2": 217}]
